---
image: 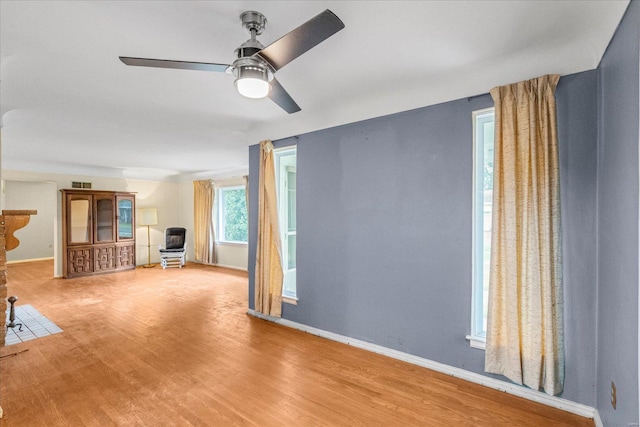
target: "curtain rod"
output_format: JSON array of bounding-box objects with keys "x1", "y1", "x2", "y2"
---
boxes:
[{"x1": 467, "y1": 92, "x2": 490, "y2": 102}]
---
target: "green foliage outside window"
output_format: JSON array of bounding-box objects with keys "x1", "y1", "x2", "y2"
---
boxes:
[{"x1": 221, "y1": 188, "x2": 247, "y2": 242}]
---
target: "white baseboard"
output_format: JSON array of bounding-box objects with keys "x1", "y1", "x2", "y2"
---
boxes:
[
  {"x1": 188, "y1": 261, "x2": 248, "y2": 272},
  {"x1": 247, "y1": 309, "x2": 597, "y2": 421},
  {"x1": 213, "y1": 263, "x2": 248, "y2": 272},
  {"x1": 6, "y1": 257, "x2": 54, "y2": 265},
  {"x1": 593, "y1": 410, "x2": 603, "y2": 427}
]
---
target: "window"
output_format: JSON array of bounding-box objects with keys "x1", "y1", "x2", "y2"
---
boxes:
[
  {"x1": 275, "y1": 147, "x2": 297, "y2": 300},
  {"x1": 216, "y1": 186, "x2": 248, "y2": 244},
  {"x1": 470, "y1": 108, "x2": 495, "y2": 348}
]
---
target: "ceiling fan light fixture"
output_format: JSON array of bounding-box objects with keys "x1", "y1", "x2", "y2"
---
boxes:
[
  {"x1": 234, "y1": 65, "x2": 270, "y2": 99},
  {"x1": 121, "y1": 9, "x2": 344, "y2": 113},
  {"x1": 236, "y1": 77, "x2": 270, "y2": 99}
]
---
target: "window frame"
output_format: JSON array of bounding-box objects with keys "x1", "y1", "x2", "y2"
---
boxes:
[
  {"x1": 215, "y1": 185, "x2": 248, "y2": 246},
  {"x1": 274, "y1": 146, "x2": 298, "y2": 302},
  {"x1": 469, "y1": 107, "x2": 495, "y2": 349}
]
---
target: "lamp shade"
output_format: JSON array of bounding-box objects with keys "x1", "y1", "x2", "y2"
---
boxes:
[
  {"x1": 236, "y1": 77, "x2": 270, "y2": 98},
  {"x1": 139, "y1": 208, "x2": 158, "y2": 226},
  {"x1": 234, "y1": 65, "x2": 270, "y2": 99}
]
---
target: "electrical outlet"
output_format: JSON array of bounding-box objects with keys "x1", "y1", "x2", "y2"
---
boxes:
[{"x1": 611, "y1": 381, "x2": 617, "y2": 410}]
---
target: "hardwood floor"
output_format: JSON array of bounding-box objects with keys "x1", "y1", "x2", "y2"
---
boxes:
[{"x1": 1, "y1": 260, "x2": 592, "y2": 426}]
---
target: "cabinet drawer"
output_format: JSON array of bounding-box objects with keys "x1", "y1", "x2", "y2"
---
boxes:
[
  {"x1": 94, "y1": 246, "x2": 116, "y2": 272},
  {"x1": 116, "y1": 243, "x2": 136, "y2": 269},
  {"x1": 67, "y1": 248, "x2": 93, "y2": 277}
]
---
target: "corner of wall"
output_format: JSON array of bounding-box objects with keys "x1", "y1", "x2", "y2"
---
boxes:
[{"x1": 594, "y1": 0, "x2": 640, "y2": 424}]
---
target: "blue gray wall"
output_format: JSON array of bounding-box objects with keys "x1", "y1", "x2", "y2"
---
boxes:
[
  {"x1": 249, "y1": 69, "x2": 602, "y2": 407},
  {"x1": 557, "y1": 71, "x2": 599, "y2": 406},
  {"x1": 597, "y1": 1, "x2": 639, "y2": 425}
]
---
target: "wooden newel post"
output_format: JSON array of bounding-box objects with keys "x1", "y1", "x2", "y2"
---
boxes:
[
  {"x1": 0, "y1": 215, "x2": 7, "y2": 348},
  {"x1": 0, "y1": 210, "x2": 37, "y2": 346}
]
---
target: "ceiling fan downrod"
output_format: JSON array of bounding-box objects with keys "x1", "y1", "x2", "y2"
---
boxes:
[{"x1": 233, "y1": 11, "x2": 272, "y2": 98}]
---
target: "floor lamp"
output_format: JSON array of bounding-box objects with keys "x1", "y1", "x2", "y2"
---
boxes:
[{"x1": 139, "y1": 208, "x2": 158, "y2": 268}]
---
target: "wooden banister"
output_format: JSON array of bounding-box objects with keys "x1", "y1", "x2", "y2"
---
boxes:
[
  {"x1": 2, "y1": 210, "x2": 37, "y2": 251},
  {"x1": 0, "y1": 209, "x2": 37, "y2": 352}
]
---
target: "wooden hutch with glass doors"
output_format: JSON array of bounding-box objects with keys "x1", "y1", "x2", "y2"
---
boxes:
[{"x1": 61, "y1": 190, "x2": 136, "y2": 278}]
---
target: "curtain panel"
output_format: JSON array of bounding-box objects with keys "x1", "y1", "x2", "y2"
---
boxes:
[
  {"x1": 255, "y1": 140, "x2": 284, "y2": 317},
  {"x1": 484, "y1": 74, "x2": 564, "y2": 396},
  {"x1": 193, "y1": 180, "x2": 216, "y2": 265}
]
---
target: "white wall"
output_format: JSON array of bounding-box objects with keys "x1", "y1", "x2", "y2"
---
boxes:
[
  {"x1": 178, "y1": 180, "x2": 196, "y2": 263},
  {"x1": 215, "y1": 243, "x2": 248, "y2": 270},
  {"x1": 4, "y1": 180, "x2": 57, "y2": 262},
  {"x1": 124, "y1": 179, "x2": 181, "y2": 265}
]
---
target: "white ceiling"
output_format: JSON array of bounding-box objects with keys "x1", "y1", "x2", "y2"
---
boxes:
[{"x1": 0, "y1": 1, "x2": 629, "y2": 181}]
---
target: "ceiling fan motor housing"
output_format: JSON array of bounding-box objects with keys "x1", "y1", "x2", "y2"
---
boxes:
[
  {"x1": 234, "y1": 38, "x2": 265, "y2": 62},
  {"x1": 234, "y1": 62, "x2": 270, "y2": 83},
  {"x1": 240, "y1": 11, "x2": 267, "y2": 35},
  {"x1": 232, "y1": 30, "x2": 272, "y2": 85},
  {"x1": 232, "y1": 12, "x2": 273, "y2": 85},
  {"x1": 232, "y1": 36, "x2": 272, "y2": 98}
]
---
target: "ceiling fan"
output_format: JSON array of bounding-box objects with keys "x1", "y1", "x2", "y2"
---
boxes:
[{"x1": 119, "y1": 9, "x2": 344, "y2": 114}]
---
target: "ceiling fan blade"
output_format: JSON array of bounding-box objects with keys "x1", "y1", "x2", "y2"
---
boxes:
[
  {"x1": 255, "y1": 9, "x2": 344, "y2": 71},
  {"x1": 268, "y1": 78, "x2": 301, "y2": 114},
  {"x1": 119, "y1": 57, "x2": 231, "y2": 73}
]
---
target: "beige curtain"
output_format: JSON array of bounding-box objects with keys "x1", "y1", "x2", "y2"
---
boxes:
[
  {"x1": 255, "y1": 141, "x2": 284, "y2": 317},
  {"x1": 193, "y1": 180, "x2": 216, "y2": 265},
  {"x1": 484, "y1": 74, "x2": 564, "y2": 396}
]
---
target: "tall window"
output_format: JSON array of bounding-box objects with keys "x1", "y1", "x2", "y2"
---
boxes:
[
  {"x1": 275, "y1": 147, "x2": 297, "y2": 299},
  {"x1": 471, "y1": 108, "x2": 495, "y2": 345},
  {"x1": 216, "y1": 186, "x2": 248, "y2": 244}
]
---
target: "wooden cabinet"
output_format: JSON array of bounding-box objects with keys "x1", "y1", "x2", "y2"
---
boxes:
[{"x1": 61, "y1": 190, "x2": 136, "y2": 278}]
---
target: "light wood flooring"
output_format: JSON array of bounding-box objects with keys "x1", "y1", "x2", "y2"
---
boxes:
[{"x1": 1, "y1": 260, "x2": 593, "y2": 426}]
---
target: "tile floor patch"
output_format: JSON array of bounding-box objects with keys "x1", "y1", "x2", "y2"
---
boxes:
[{"x1": 4, "y1": 304, "x2": 63, "y2": 346}]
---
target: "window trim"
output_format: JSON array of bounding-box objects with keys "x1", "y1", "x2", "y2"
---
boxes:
[
  {"x1": 215, "y1": 241, "x2": 247, "y2": 247},
  {"x1": 274, "y1": 145, "x2": 297, "y2": 300},
  {"x1": 215, "y1": 185, "x2": 248, "y2": 245},
  {"x1": 282, "y1": 296, "x2": 298, "y2": 305},
  {"x1": 470, "y1": 107, "x2": 495, "y2": 348}
]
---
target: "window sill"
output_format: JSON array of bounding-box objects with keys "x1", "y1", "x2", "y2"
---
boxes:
[
  {"x1": 466, "y1": 335, "x2": 486, "y2": 350},
  {"x1": 215, "y1": 241, "x2": 248, "y2": 247},
  {"x1": 282, "y1": 296, "x2": 298, "y2": 305}
]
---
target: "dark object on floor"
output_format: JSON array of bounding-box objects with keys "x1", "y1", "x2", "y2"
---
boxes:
[
  {"x1": 0, "y1": 349, "x2": 29, "y2": 359},
  {"x1": 6, "y1": 296, "x2": 22, "y2": 332},
  {"x1": 159, "y1": 227, "x2": 187, "y2": 269}
]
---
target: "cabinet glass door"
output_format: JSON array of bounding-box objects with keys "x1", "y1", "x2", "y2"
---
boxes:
[
  {"x1": 95, "y1": 197, "x2": 115, "y2": 242},
  {"x1": 117, "y1": 197, "x2": 134, "y2": 240},
  {"x1": 69, "y1": 198, "x2": 91, "y2": 244}
]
